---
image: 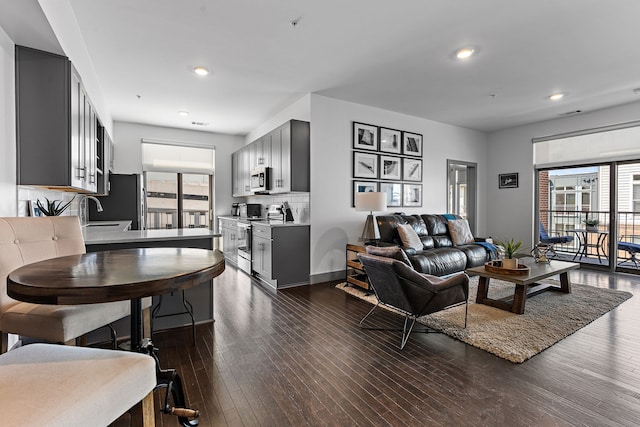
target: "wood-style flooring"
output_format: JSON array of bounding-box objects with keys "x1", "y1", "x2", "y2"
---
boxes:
[{"x1": 149, "y1": 266, "x2": 640, "y2": 427}]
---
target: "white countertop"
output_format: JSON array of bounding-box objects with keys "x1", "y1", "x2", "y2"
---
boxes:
[
  {"x1": 84, "y1": 227, "x2": 220, "y2": 245},
  {"x1": 251, "y1": 220, "x2": 310, "y2": 228},
  {"x1": 84, "y1": 220, "x2": 132, "y2": 232}
]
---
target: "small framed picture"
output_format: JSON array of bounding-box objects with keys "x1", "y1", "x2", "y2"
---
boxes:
[
  {"x1": 380, "y1": 155, "x2": 401, "y2": 180},
  {"x1": 380, "y1": 182, "x2": 402, "y2": 208},
  {"x1": 403, "y1": 184, "x2": 422, "y2": 207},
  {"x1": 29, "y1": 200, "x2": 43, "y2": 217},
  {"x1": 499, "y1": 173, "x2": 518, "y2": 189},
  {"x1": 353, "y1": 151, "x2": 378, "y2": 179},
  {"x1": 402, "y1": 158, "x2": 422, "y2": 181},
  {"x1": 403, "y1": 132, "x2": 423, "y2": 157},
  {"x1": 353, "y1": 181, "x2": 379, "y2": 207},
  {"x1": 353, "y1": 122, "x2": 378, "y2": 151},
  {"x1": 379, "y1": 127, "x2": 402, "y2": 154}
]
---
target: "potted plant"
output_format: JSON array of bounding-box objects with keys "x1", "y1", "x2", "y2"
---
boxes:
[
  {"x1": 36, "y1": 196, "x2": 76, "y2": 216},
  {"x1": 583, "y1": 217, "x2": 600, "y2": 232},
  {"x1": 496, "y1": 238, "x2": 522, "y2": 269}
]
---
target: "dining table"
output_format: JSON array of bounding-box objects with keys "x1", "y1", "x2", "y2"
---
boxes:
[{"x1": 7, "y1": 247, "x2": 225, "y2": 427}]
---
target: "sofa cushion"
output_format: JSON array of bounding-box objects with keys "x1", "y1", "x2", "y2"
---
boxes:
[
  {"x1": 422, "y1": 214, "x2": 451, "y2": 236},
  {"x1": 456, "y1": 244, "x2": 490, "y2": 268},
  {"x1": 398, "y1": 224, "x2": 423, "y2": 251},
  {"x1": 448, "y1": 219, "x2": 474, "y2": 246},
  {"x1": 408, "y1": 247, "x2": 467, "y2": 276}
]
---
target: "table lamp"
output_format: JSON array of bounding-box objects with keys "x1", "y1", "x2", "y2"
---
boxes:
[{"x1": 355, "y1": 192, "x2": 387, "y2": 244}]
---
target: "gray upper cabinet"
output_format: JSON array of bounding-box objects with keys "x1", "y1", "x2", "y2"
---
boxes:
[
  {"x1": 16, "y1": 45, "x2": 103, "y2": 193},
  {"x1": 232, "y1": 119, "x2": 309, "y2": 196},
  {"x1": 269, "y1": 120, "x2": 309, "y2": 194}
]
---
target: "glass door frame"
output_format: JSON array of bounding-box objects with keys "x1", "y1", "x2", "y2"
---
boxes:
[{"x1": 447, "y1": 159, "x2": 477, "y2": 234}]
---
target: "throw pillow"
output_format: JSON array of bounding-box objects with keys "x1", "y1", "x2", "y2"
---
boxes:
[
  {"x1": 397, "y1": 224, "x2": 423, "y2": 251},
  {"x1": 447, "y1": 219, "x2": 474, "y2": 246}
]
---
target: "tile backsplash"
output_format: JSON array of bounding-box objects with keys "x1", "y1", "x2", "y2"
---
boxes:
[
  {"x1": 245, "y1": 192, "x2": 310, "y2": 223},
  {"x1": 18, "y1": 186, "x2": 83, "y2": 220}
]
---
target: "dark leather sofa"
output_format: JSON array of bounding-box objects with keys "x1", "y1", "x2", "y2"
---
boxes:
[{"x1": 375, "y1": 214, "x2": 492, "y2": 276}]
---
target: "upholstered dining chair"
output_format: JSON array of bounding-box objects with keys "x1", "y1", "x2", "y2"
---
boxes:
[
  {"x1": 357, "y1": 246, "x2": 469, "y2": 350},
  {"x1": 0, "y1": 216, "x2": 150, "y2": 353}
]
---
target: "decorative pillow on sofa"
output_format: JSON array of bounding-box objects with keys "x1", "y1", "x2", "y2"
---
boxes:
[
  {"x1": 447, "y1": 219, "x2": 474, "y2": 246},
  {"x1": 397, "y1": 224, "x2": 424, "y2": 251}
]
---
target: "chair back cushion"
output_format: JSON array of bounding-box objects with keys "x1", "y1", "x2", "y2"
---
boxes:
[
  {"x1": 365, "y1": 245, "x2": 411, "y2": 265},
  {"x1": 0, "y1": 217, "x2": 85, "y2": 311}
]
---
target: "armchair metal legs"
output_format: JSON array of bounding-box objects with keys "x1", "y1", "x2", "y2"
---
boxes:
[{"x1": 359, "y1": 300, "x2": 469, "y2": 350}]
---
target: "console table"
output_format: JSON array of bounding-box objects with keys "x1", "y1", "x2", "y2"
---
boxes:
[{"x1": 346, "y1": 243, "x2": 370, "y2": 290}]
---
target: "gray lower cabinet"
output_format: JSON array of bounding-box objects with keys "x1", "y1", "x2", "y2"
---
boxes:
[
  {"x1": 219, "y1": 217, "x2": 239, "y2": 266},
  {"x1": 252, "y1": 223, "x2": 310, "y2": 288}
]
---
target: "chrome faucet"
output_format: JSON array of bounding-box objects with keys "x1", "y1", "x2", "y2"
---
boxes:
[{"x1": 84, "y1": 195, "x2": 104, "y2": 212}]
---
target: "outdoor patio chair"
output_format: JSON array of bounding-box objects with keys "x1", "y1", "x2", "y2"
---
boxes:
[
  {"x1": 539, "y1": 222, "x2": 574, "y2": 257},
  {"x1": 617, "y1": 239, "x2": 640, "y2": 267}
]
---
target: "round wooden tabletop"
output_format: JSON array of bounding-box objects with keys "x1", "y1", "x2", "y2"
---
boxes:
[{"x1": 8, "y1": 247, "x2": 226, "y2": 305}]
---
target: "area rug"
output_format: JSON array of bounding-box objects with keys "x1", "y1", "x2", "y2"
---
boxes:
[{"x1": 336, "y1": 278, "x2": 632, "y2": 363}]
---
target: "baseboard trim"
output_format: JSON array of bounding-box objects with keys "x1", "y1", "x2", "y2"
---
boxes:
[{"x1": 310, "y1": 270, "x2": 345, "y2": 284}]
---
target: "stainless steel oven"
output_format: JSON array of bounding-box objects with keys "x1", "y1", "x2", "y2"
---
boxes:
[{"x1": 237, "y1": 221, "x2": 252, "y2": 274}]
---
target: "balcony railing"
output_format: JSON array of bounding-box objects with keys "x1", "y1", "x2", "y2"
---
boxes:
[{"x1": 539, "y1": 209, "x2": 640, "y2": 269}]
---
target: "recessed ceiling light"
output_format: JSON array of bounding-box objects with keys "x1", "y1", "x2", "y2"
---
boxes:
[
  {"x1": 193, "y1": 66, "x2": 209, "y2": 76},
  {"x1": 549, "y1": 93, "x2": 565, "y2": 101},
  {"x1": 455, "y1": 47, "x2": 476, "y2": 60},
  {"x1": 178, "y1": 110, "x2": 190, "y2": 116}
]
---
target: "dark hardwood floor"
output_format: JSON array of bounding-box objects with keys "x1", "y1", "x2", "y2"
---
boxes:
[{"x1": 149, "y1": 266, "x2": 640, "y2": 426}]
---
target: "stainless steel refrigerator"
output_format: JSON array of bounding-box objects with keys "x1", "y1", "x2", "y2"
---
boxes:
[{"x1": 89, "y1": 173, "x2": 145, "y2": 230}]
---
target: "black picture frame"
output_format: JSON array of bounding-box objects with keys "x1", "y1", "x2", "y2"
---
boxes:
[
  {"x1": 403, "y1": 183, "x2": 422, "y2": 207},
  {"x1": 353, "y1": 180, "x2": 379, "y2": 207},
  {"x1": 380, "y1": 155, "x2": 402, "y2": 180},
  {"x1": 353, "y1": 122, "x2": 378, "y2": 151},
  {"x1": 353, "y1": 151, "x2": 378, "y2": 179},
  {"x1": 379, "y1": 127, "x2": 402, "y2": 154},
  {"x1": 380, "y1": 182, "x2": 402, "y2": 207},
  {"x1": 402, "y1": 158, "x2": 422, "y2": 181},
  {"x1": 402, "y1": 131, "x2": 423, "y2": 157},
  {"x1": 499, "y1": 173, "x2": 519, "y2": 189}
]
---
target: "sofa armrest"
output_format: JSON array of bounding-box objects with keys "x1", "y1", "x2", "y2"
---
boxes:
[{"x1": 402, "y1": 247, "x2": 417, "y2": 256}]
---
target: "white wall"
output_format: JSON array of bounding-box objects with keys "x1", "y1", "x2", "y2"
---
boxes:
[
  {"x1": 113, "y1": 121, "x2": 245, "y2": 219},
  {"x1": 308, "y1": 94, "x2": 488, "y2": 279},
  {"x1": 0, "y1": 24, "x2": 17, "y2": 217},
  {"x1": 245, "y1": 94, "x2": 311, "y2": 143},
  {"x1": 486, "y1": 100, "x2": 640, "y2": 250}
]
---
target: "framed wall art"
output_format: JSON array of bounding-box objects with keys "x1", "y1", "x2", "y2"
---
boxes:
[
  {"x1": 380, "y1": 182, "x2": 402, "y2": 208},
  {"x1": 379, "y1": 127, "x2": 402, "y2": 154},
  {"x1": 28, "y1": 200, "x2": 43, "y2": 217},
  {"x1": 380, "y1": 155, "x2": 401, "y2": 180},
  {"x1": 403, "y1": 183, "x2": 422, "y2": 207},
  {"x1": 402, "y1": 158, "x2": 422, "y2": 181},
  {"x1": 353, "y1": 181, "x2": 379, "y2": 207},
  {"x1": 403, "y1": 132, "x2": 423, "y2": 157},
  {"x1": 353, "y1": 122, "x2": 378, "y2": 151},
  {"x1": 499, "y1": 173, "x2": 518, "y2": 189},
  {"x1": 353, "y1": 151, "x2": 378, "y2": 179}
]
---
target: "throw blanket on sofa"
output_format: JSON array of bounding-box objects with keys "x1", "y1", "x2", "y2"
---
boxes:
[{"x1": 475, "y1": 241, "x2": 499, "y2": 260}]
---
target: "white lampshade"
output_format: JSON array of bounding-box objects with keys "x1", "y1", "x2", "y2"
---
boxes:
[
  {"x1": 355, "y1": 192, "x2": 386, "y2": 242},
  {"x1": 355, "y1": 192, "x2": 386, "y2": 212}
]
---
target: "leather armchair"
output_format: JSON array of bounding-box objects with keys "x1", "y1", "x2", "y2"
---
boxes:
[{"x1": 357, "y1": 248, "x2": 469, "y2": 350}]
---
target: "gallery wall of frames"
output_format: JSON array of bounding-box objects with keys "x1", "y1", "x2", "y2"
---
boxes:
[{"x1": 352, "y1": 121, "x2": 423, "y2": 208}]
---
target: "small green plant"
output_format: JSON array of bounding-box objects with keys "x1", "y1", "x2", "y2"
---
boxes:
[
  {"x1": 36, "y1": 195, "x2": 76, "y2": 216},
  {"x1": 583, "y1": 217, "x2": 600, "y2": 227},
  {"x1": 496, "y1": 238, "x2": 522, "y2": 259}
]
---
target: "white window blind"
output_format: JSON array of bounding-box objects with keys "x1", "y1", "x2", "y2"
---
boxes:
[
  {"x1": 141, "y1": 141, "x2": 215, "y2": 173},
  {"x1": 533, "y1": 124, "x2": 640, "y2": 168}
]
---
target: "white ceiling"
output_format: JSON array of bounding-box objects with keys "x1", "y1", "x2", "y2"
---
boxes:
[{"x1": 15, "y1": 1, "x2": 640, "y2": 135}]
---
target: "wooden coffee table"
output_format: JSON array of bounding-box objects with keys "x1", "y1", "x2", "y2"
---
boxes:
[{"x1": 465, "y1": 258, "x2": 580, "y2": 314}]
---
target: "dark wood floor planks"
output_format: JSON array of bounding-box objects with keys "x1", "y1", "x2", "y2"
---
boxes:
[{"x1": 147, "y1": 266, "x2": 640, "y2": 426}]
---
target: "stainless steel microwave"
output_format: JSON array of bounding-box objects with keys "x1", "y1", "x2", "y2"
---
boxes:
[{"x1": 250, "y1": 166, "x2": 271, "y2": 192}]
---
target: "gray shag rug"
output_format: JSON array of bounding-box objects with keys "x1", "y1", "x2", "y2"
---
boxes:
[{"x1": 336, "y1": 277, "x2": 632, "y2": 363}]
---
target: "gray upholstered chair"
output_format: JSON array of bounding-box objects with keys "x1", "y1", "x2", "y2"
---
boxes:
[
  {"x1": 0, "y1": 216, "x2": 150, "y2": 352},
  {"x1": 357, "y1": 246, "x2": 469, "y2": 350}
]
